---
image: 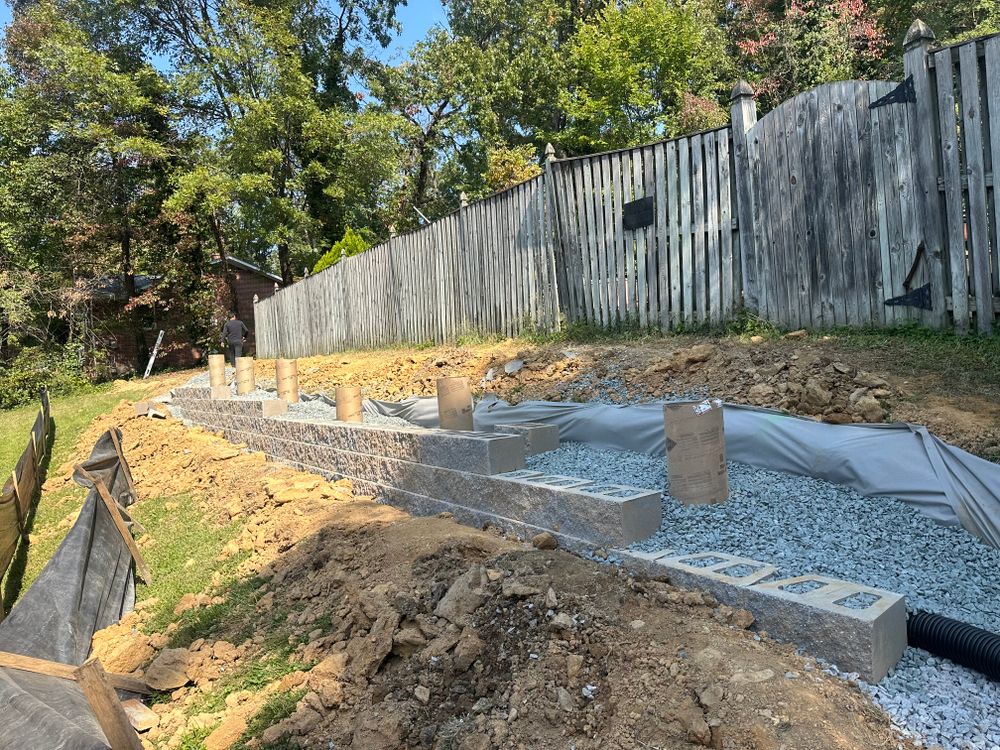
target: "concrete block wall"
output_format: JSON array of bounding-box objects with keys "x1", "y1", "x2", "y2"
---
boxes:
[
  {"x1": 617, "y1": 549, "x2": 907, "y2": 681},
  {"x1": 170, "y1": 391, "x2": 661, "y2": 547}
]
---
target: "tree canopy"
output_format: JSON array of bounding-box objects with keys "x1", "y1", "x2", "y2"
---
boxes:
[{"x1": 0, "y1": 0, "x2": 993, "y2": 378}]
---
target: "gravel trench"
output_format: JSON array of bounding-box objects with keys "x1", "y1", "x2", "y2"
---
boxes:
[{"x1": 527, "y1": 442, "x2": 1000, "y2": 750}]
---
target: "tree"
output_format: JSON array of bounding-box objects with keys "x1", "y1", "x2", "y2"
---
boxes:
[
  {"x1": 0, "y1": 0, "x2": 177, "y2": 368},
  {"x1": 312, "y1": 226, "x2": 369, "y2": 273},
  {"x1": 558, "y1": 0, "x2": 731, "y2": 152},
  {"x1": 480, "y1": 144, "x2": 542, "y2": 195},
  {"x1": 727, "y1": 0, "x2": 888, "y2": 110}
]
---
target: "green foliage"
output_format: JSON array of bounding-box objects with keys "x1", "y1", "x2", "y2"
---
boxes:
[
  {"x1": 312, "y1": 227, "x2": 370, "y2": 274},
  {"x1": 481, "y1": 145, "x2": 542, "y2": 194},
  {"x1": 0, "y1": 345, "x2": 89, "y2": 409},
  {"x1": 558, "y1": 0, "x2": 731, "y2": 150}
]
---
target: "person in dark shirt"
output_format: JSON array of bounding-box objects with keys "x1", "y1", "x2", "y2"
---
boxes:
[{"x1": 221, "y1": 312, "x2": 249, "y2": 365}]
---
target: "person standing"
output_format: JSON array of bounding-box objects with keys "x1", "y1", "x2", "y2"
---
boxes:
[{"x1": 221, "y1": 312, "x2": 249, "y2": 365}]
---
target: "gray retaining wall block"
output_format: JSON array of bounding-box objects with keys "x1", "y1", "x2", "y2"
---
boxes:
[
  {"x1": 171, "y1": 399, "x2": 525, "y2": 475},
  {"x1": 493, "y1": 422, "x2": 560, "y2": 455},
  {"x1": 195, "y1": 424, "x2": 658, "y2": 548},
  {"x1": 613, "y1": 550, "x2": 906, "y2": 681}
]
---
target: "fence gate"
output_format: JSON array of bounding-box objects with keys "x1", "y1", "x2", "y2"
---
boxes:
[{"x1": 743, "y1": 80, "x2": 929, "y2": 330}]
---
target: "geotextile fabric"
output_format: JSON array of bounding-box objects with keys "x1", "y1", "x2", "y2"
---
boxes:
[
  {"x1": 365, "y1": 396, "x2": 1000, "y2": 549},
  {"x1": 0, "y1": 429, "x2": 137, "y2": 750}
]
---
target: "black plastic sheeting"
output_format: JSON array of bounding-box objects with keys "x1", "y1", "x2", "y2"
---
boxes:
[
  {"x1": 365, "y1": 396, "x2": 1000, "y2": 549},
  {"x1": 0, "y1": 429, "x2": 137, "y2": 750}
]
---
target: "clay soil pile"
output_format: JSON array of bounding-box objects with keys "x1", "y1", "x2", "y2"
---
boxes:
[{"x1": 43, "y1": 401, "x2": 915, "y2": 750}]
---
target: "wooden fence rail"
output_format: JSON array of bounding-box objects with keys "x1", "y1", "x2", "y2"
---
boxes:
[
  {"x1": 256, "y1": 23, "x2": 1000, "y2": 358},
  {"x1": 1, "y1": 389, "x2": 51, "y2": 613}
]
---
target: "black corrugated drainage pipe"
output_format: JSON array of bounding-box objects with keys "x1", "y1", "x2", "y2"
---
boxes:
[{"x1": 907, "y1": 611, "x2": 1000, "y2": 681}]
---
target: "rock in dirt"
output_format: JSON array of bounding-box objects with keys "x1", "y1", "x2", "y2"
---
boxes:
[
  {"x1": 453, "y1": 627, "x2": 485, "y2": 671},
  {"x1": 434, "y1": 565, "x2": 488, "y2": 624},
  {"x1": 852, "y1": 394, "x2": 885, "y2": 423},
  {"x1": 556, "y1": 686, "x2": 575, "y2": 712},
  {"x1": 414, "y1": 685, "x2": 431, "y2": 704},
  {"x1": 784, "y1": 329, "x2": 808, "y2": 339},
  {"x1": 531, "y1": 532, "x2": 558, "y2": 550},
  {"x1": 121, "y1": 699, "x2": 159, "y2": 732},
  {"x1": 352, "y1": 703, "x2": 404, "y2": 749},
  {"x1": 145, "y1": 648, "x2": 192, "y2": 690}
]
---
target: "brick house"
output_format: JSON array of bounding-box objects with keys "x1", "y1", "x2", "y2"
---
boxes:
[{"x1": 89, "y1": 257, "x2": 282, "y2": 373}]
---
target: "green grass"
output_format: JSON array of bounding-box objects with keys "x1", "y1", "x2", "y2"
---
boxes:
[
  {"x1": 233, "y1": 690, "x2": 306, "y2": 750},
  {"x1": 128, "y1": 494, "x2": 243, "y2": 635}
]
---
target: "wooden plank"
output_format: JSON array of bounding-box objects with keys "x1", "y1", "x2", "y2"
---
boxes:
[
  {"x1": 633, "y1": 146, "x2": 649, "y2": 327},
  {"x1": 935, "y1": 49, "x2": 969, "y2": 334},
  {"x1": 691, "y1": 133, "x2": 706, "y2": 325},
  {"x1": 763, "y1": 105, "x2": 791, "y2": 329},
  {"x1": 855, "y1": 83, "x2": 885, "y2": 325},
  {"x1": 75, "y1": 658, "x2": 145, "y2": 750},
  {"x1": 608, "y1": 152, "x2": 627, "y2": 323},
  {"x1": 782, "y1": 95, "x2": 807, "y2": 328},
  {"x1": 819, "y1": 84, "x2": 849, "y2": 326},
  {"x1": 580, "y1": 159, "x2": 602, "y2": 326},
  {"x1": 960, "y1": 42, "x2": 993, "y2": 334},
  {"x1": 869, "y1": 87, "x2": 896, "y2": 328},
  {"x1": 76, "y1": 467, "x2": 152, "y2": 584},
  {"x1": 667, "y1": 140, "x2": 682, "y2": 329},
  {"x1": 621, "y1": 149, "x2": 638, "y2": 322},
  {"x1": 892, "y1": 80, "x2": 922, "y2": 327},
  {"x1": 678, "y1": 137, "x2": 694, "y2": 325},
  {"x1": 839, "y1": 82, "x2": 874, "y2": 326},
  {"x1": 599, "y1": 155, "x2": 617, "y2": 327},
  {"x1": 555, "y1": 162, "x2": 582, "y2": 323},
  {"x1": 717, "y1": 132, "x2": 734, "y2": 320},
  {"x1": 108, "y1": 430, "x2": 137, "y2": 503},
  {"x1": 752, "y1": 114, "x2": 777, "y2": 327},
  {"x1": 0, "y1": 650, "x2": 151, "y2": 695},
  {"x1": 986, "y1": 37, "x2": 1000, "y2": 307},
  {"x1": 642, "y1": 144, "x2": 658, "y2": 326},
  {"x1": 703, "y1": 131, "x2": 721, "y2": 325},
  {"x1": 653, "y1": 142, "x2": 670, "y2": 328},
  {"x1": 570, "y1": 162, "x2": 593, "y2": 322}
]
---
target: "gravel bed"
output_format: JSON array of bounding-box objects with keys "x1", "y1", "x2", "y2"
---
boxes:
[
  {"x1": 276, "y1": 395, "x2": 415, "y2": 428},
  {"x1": 528, "y1": 441, "x2": 1000, "y2": 750}
]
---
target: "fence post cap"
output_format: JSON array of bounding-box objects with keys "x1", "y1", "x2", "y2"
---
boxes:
[
  {"x1": 903, "y1": 19, "x2": 934, "y2": 49},
  {"x1": 544, "y1": 142, "x2": 556, "y2": 162},
  {"x1": 460, "y1": 191, "x2": 468, "y2": 207},
  {"x1": 730, "y1": 80, "x2": 754, "y2": 102}
]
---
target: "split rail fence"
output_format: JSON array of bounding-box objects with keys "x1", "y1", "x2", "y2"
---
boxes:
[
  {"x1": 0, "y1": 389, "x2": 51, "y2": 613},
  {"x1": 256, "y1": 23, "x2": 1000, "y2": 358}
]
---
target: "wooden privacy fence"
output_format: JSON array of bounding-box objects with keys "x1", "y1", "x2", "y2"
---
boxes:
[
  {"x1": 256, "y1": 22, "x2": 1000, "y2": 357},
  {"x1": 256, "y1": 175, "x2": 560, "y2": 358},
  {"x1": 0, "y1": 389, "x2": 51, "y2": 606}
]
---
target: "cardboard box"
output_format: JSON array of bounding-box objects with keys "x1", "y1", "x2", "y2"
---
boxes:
[{"x1": 663, "y1": 399, "x2": 728, "y2": 504}]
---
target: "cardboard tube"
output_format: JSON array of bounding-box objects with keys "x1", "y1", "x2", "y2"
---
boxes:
[
  {"x1": 663, "y1": 399, "x2": 729, "y2": 505},
  {"x1": 235, "y1": 357, "x2": 255, "y2": 395},
  {"x1": 208, "y1": 354, "x2": 226, "y2": 387},
  {"x1": 335, "y1": 386, "x2": 363, "y2": 423},
  {"x1": 275, "y1": 359, "x2": 299, "y2": 403},
  {"x1": 436, "y1": 377, "x2": 474, "y2": 431}
]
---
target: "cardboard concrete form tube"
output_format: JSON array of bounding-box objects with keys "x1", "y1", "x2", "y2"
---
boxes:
[
  {"x1": 208, "y1": 354, "x2": 226, "y2": 387},
  {"x1": 335, "y1": 386, "x2": 363, "y2": 423},
  {"x1": 235, "y1": 357, "x2": 255, "y2": 395},
  {"x1": 276, "y1": 359, "x2": 299, "y2": 403},
  {"x1": 663, "y1": 399, "x2": 729, "y2": 504},
  {"x1": 437, "y1": 377, "x2": 474, "y2": 431}
]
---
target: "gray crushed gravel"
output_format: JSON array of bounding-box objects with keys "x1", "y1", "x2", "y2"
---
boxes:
[
  {"x1": 275, "y1": 394, "x2": 415, "y2": 428},
  {"x1": 528, "y1": 441, "x2": 1000, "y2": 750}
]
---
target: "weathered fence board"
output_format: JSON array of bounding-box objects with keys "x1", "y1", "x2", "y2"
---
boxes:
[{"x1": 255, "y1": 27, "x2": 1000, "y2": 356}]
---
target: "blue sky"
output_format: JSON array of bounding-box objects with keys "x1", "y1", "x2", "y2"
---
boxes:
[{"x1": 0, "y1": 0, "x2": 446, "y2": 60}]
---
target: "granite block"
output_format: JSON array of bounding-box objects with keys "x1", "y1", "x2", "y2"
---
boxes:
[{"x1": 493, "y1": 422, "x2": 560, "y2": 455}]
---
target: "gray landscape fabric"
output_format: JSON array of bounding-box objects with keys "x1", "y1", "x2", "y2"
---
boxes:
[
  {"x1": 365, "y1": 397, "x2": 1000, "y2": 549},
  {"x1": 0, "y1": 429, "x2": 137, "y2": 750}
]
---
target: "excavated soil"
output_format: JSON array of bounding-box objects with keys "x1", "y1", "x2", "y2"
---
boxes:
[
  {"x1": 251, "y1": 335, "x2": 1000, "y2": 461},
  {"x1": 57, "y1": 401, "x2": 916, "y2": 750}
]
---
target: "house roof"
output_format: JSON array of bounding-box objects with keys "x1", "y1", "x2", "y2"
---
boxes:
[{"x1": 208, "y1": 256, "x2": 283, "y2": 284}]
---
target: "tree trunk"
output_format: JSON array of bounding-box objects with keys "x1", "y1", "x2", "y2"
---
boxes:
[
  {"x1": 121, "y1": 220, "x2": 150, "y2": 373},
  {"x1": 209, "y1": 210, "x2": 240, "y2": 318}
]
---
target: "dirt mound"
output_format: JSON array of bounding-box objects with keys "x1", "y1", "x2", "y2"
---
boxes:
[
  {"x1": 69, "y1": 403, "x2": 914, "y2": 749},
  {"x1": 249, "y1": 334, "x2": 999, "y2": 459}
]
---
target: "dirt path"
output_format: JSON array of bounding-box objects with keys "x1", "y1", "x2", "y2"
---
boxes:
[
  {"x1": 55, "y1": 400, "x2": 915, "y2": 749},
  {"x1": 251, "y1": 332, "x2": 1000, "y2": 461}
]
